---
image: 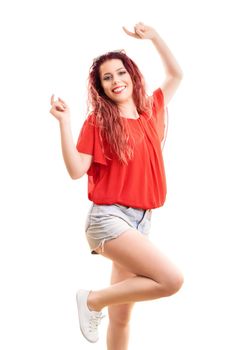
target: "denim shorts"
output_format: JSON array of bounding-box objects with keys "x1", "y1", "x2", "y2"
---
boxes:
[{"x1": 84, "y1": 203, "x2": 152, "y2": 254}]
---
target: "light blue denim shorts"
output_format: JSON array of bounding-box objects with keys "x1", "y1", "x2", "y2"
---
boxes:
[{"x1": 84, "y1": 203, "x2": 152, "y2": 254}]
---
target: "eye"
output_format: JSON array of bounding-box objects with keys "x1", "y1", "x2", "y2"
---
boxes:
[
  {"x1": 119, "y1": 70, "x2": 126, "y2": 75},
  {"x1": 103, "y1": 76, "x2": 111, "y2": 81}
]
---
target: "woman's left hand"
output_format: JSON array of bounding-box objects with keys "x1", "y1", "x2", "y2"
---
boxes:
[{"x1": 122, "y1": 22, "x2": 156, "y2": 40}]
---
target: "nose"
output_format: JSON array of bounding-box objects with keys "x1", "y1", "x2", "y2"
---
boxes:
[{"x1": 112, "y1": 75, "x2": 121, "y2": 85}]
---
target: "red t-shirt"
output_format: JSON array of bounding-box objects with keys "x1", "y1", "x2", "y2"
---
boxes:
[{"x1": 76, "y1": 88, "x2": 168, "y2": 210}]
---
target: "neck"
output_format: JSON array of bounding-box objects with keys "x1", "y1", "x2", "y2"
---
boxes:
[{"x1": 117, "y1": 100, "x2": 139, "y2": 119}]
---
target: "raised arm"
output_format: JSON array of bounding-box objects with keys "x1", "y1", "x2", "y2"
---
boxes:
[
  {"x1": 49, "y1": 95, "x2": 92, "y2": 179},
  {"x1": 123, "y1": 22, "x2": 183, "y2": 105}
]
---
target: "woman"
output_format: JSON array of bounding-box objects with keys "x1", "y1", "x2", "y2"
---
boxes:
[{"x1": 50, "y1": 22, "x2": 183, "y2": 349}]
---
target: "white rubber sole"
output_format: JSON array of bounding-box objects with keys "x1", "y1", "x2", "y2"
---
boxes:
[{"x1": 76, "y1": 290, "x2": 98, "y2": 343}]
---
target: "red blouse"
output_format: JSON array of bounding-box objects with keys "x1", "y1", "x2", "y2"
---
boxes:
[{"x1": 76, "y1": 88, "x2": 168, "y2": 210}]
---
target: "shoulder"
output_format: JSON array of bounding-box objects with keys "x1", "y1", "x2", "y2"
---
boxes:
[
  {"x1": 85, "y1": 113, "x2": 97, "y2": 126},
  {"x1": 152, "y1": 88, "x2": 164, "y2": 106},
  {"x1": 149, "y1": 88, "x2": 165, "y2": 113}
]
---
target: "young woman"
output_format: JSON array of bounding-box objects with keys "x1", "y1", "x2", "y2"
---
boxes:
[{"x1": 50, "y1": 22, "x2": 183, "y2": 349}]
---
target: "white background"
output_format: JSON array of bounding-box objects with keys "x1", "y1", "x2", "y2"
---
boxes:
[{"x1": 1, "y1": 0, "x2": 233, "y2": 349}]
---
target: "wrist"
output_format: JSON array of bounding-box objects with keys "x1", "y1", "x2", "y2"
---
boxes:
[
  {"x1": 150, "y1": 30, "x2": 159, "y2": 42},
  {"x1": 59, "y1": 118, "x2": 71, "y2": 127}
]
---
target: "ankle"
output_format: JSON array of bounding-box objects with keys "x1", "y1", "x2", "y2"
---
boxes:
[{"x1": 87, "y1": 291, "x2": 102, "y2": 312}]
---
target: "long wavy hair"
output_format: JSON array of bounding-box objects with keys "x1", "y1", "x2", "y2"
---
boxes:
[{"x1": 87, "y1": 51, "x2": 153, "y2": 165}]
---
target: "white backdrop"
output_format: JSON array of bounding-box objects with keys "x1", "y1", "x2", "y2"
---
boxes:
[{"x1": 1, "y1": 0, "x2": 233, "y2": 349}]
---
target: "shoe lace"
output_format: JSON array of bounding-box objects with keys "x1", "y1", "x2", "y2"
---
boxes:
[{"x1": 89, "y1": 313, "x2": 105, "y2": 332}]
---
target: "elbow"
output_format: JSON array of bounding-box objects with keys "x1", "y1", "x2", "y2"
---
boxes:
[
  {"x1": 173, "y1": 72, "x2": 184, "y2": 87},
  {"x1": 169, "y1": 69, "x2": 183, "y2": 81},
  {"x1": 176, "y1": 69, "x2": 184, "y2": 80},
  {"x1": 69, "y1": 170, "x2": 82, "y2": 180},
  {"x1": 70, "y1": 173, "x2": 82, "y2": 180},
  {"x1": 179, "y1": 72, "x2": 184, "y2": 81},
  {"x1": 70, "y1": 174, "x2": 79, "y2": 180}
]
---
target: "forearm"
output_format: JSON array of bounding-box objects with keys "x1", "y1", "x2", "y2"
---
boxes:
[
  {"x1": 59, "y1": 120, "x2": 84, "y2": 179},
  {"x1": 150, "y1": 30, "x2": 183, "y2": 78}
]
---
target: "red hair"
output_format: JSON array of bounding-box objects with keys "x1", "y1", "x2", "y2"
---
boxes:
[{"x1": 87, "y1": 51, "x2": 153, "y2": 165}]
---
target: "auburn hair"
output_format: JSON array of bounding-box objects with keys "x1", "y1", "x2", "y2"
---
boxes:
[{"x1": 87, "y1": 51, "x2": 153, "y2": 165}]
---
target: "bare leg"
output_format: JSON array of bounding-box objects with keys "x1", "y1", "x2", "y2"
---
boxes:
[
  {"x1": 107, "y1": 262, "x2": 136, "y2": 350},
  {"x1": 88, "y1": 229, "x2": 183, "y2": 311}
]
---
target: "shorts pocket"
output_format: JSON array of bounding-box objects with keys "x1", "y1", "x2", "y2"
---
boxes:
[
  {"x1": 139, "y1": 210, "x2": 152, "y2": 235},
  {"x1": 114, "y1": 204, "x2": 135, "y2": 216}
]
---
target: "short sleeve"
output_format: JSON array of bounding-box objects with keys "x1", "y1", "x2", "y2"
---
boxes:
[
  {"x1": 152, "y1": 88, "x2": 169, "y2": 149},
  {"x1": 76, "y1": 116, "x2": 94, "y2": 156},
  {"x1": 76, "y1": 114, "x2": 108, "y2": 175}
]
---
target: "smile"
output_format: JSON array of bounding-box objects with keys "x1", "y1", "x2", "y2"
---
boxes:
[{"x1": 112, "y1": 86, "x2": 126, "y2": 94}]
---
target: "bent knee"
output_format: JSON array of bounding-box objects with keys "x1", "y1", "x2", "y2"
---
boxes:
[
  {"x1": 162, "y1": 272, "x2": 184, "y2": 296},
  {"x1": 108, "y1": 304, "x2": 134, "y2": 327}
]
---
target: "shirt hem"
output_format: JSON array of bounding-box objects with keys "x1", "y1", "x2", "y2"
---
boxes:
[{"x1": 88, "y1": 197, "x2": 166, "y2": 210}]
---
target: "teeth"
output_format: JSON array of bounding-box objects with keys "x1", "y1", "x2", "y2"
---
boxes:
[{"x1": 113, "y1": 86, "x2": 126, "y2": 93}]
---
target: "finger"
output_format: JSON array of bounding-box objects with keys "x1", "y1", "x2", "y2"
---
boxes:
[
  {"x1": 58, "y1": 99, "x2": 67, "y2": 109},
  {"x1": 139, "y1": 25, "x2": 146, "y2": 32},
  {"x1": 134, "y1": 27, "x2": 144, "y2": 38},
  {"x1": 53, "y1": 101, "x2": 61, "y2": 109},
  {"x1": 122, "y1": 26, "x2": 138, "y2": 38},
  {"x1": 136, "y1": 28, "x2": 144, "y2": 35},
  {"x1": 135, "y1": 23, "x2": 145, "y2": 32},
  {"x1": 54, "y1": 105, "x2": 65, "y2": 112},
  {"x1": 49, "y1": 107, "x2": 55, "y2": 114},
  {"x1": 58, "y1": 97, "x2": 66, "y2": 105},
  {"x1": 122, "y1": 26, "x2": 134, "y2": 35},
  {"x1": 50, "y1": 94, "x2": 55, "y2": 105}
]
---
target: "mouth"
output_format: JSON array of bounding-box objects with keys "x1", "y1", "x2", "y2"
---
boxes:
[{"x1": 112, "y1": 86, "x2": 126, "y2": 94}]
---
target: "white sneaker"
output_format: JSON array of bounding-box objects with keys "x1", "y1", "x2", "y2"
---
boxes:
[{"x1": 76, "y1": 289, "x2": 104, "y2": 343}]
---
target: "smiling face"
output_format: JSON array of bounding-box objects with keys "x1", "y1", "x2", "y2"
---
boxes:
[{"x1": 99, "y1": 59, "x2": 134, "y2": 104}]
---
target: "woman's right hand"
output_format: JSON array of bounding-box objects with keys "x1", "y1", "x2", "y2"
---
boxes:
[{"x1": 49, "y1": 95, "x2": 70, "y2": 123}]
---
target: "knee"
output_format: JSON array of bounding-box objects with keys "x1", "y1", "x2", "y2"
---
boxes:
[
  {"x1": 108, "y1": 305, "x2": 133, "y2": 328},
  {"x1": 162, "y1": 271, "x2": 184, "y2": 297}
]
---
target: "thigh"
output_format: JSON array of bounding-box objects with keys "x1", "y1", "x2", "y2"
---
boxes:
[
  {"x1": 97, "y1": 228, "x2": 182, "y2": 285},
  {"x1": 108, "y1": 262, "x2": 136, "y2": 323},
  {"x1": 110, "y1": 261, "x2": 136, "y2": 284}
]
